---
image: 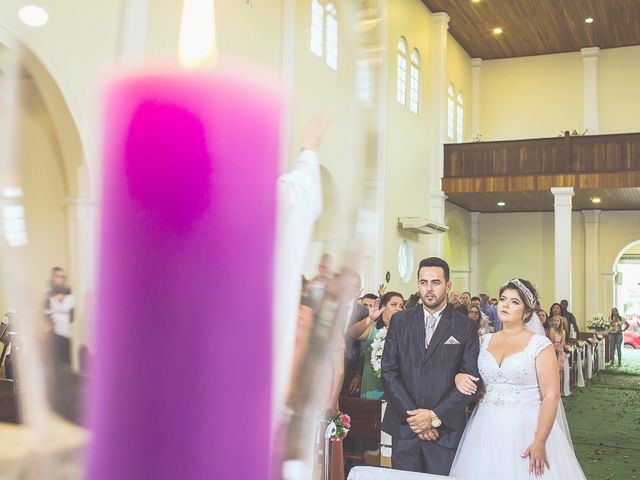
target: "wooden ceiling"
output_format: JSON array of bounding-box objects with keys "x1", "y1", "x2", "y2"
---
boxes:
[
  {"x1": 420, "y1": 0, "x2": 640, "y2": 59},
  {"x1": 447, "y1": 187, "x2": 640, "y2": 213}
]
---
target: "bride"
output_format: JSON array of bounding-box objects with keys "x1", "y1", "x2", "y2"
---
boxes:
[{"x1": 449, "y1": 278, "x2": 586, "y2": 479}]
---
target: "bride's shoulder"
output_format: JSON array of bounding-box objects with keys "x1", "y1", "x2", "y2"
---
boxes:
[
  {"x1": 479, "y1": 332, "x2": 492, "y2": 346},
  {"x1": 530, "y1": 334, "x2": 553, "y2": 356}
]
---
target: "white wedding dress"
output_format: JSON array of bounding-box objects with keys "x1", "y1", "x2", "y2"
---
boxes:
[{"x1": 450, "y1": 334, "x2": 586, "y2": 480}]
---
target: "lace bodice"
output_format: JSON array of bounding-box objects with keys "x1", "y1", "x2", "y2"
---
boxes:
[{"x1": 478, "y1": 333, "x2": 552, "y2": 407}]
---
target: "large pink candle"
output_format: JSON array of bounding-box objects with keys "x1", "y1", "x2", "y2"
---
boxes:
[{"x1": 88, "y1": 65, "x2": 282, "y2": 479}]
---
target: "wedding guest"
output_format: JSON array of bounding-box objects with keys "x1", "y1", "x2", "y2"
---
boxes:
[
  {"x1": 479, "y1": 293, "x2": 503, "y2": 332},
  {"x1": 455, "y1": 291, "x2": 470, "y2": 315},
  {"x1": 348, "y1": 291, "x2": 404, "y2": 400},
  {"x1": 46, "y1": 268, "x2": 74, "y2": 366},
  {"x1": 549, "y1": 303, "x2": 570, "y2": 341},
  {"x1": 404, "y1": 290, "x2": 422, "y2": 309},
  {"x1": 358, "y1": 293, "x2": 378, "y2": 314},
  {"x1": 548, "y1": 316, "x2": 566, "y2": 387},
  {"x1": 340, "y1": 272, "x2": 369, "y2": 397},
  {"x1": 560, "y1": 300, "x2": 580, "y2": 339},
  {"x1": 608, "y1": 307, "x2": 628, "y2": 367},
  {"x1": 538, "y1": 309, "x2": 550, "y2": 334},
  {"x1": 470, "y1": 296, "x2": 491, "y2": 332},
  {"x1": 468, "y1": 305, "x2": 488, "y2": 335},
  {"x1": 489, "y1": 298, "x2": 498, "y2": 306},
  {"x1": 450, "y1": 291, "x2": 461, "y2": 307}
]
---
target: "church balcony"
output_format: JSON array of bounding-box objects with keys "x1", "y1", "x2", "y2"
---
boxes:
[{"x1": 442, "y1": 132, "x2": 640, "y2": 212}]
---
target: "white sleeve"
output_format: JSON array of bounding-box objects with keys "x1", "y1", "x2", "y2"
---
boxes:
[{"x1": 277, "y1": 149, "x2": 322, "y2": 217}]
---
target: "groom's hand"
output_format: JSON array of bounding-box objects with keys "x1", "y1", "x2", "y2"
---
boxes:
[
  {"x1": 418, "y1": 428, "x2": 439, "y2": 441},
  {"x1": 406, "y1": 409, "x2": 433, "y2": 434}
]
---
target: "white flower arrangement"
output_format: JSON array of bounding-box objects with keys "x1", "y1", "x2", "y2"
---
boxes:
[
  {"x1": 369, "y1": 326, "x2": 387, "y2": 378},
  {"x1": 587, "y1": 313, "x2": 609, "y2": 332}
]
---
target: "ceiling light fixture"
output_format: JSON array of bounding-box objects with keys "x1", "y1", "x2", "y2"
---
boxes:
[
  {"x1": 585, "y1": 17, "x2": 594, "y2": 24},
  {"x1": 492, "y1": 27, "x2": 503, "y2": 35},
  {"x1": 591, "y1": 197, "x2": 601, "y2": 204},
  {"x1": 472, "y1": 0, "x2": 482, "y2": 3},
  {"x1": 497, "y1": 201, "x2": 506, "y2": 207},
  {"x1": 18, "y1": 5, "x2": 48, "y2": 27}
]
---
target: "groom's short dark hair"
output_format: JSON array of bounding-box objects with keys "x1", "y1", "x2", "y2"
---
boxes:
[{"x1": 417, "y1": 257, "x2": 450, "y2": 282}]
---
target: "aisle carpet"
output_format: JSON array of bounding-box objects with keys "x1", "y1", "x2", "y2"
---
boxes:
[{"x1": 564, "y1": 349, "x2": 640, "y2": 479}]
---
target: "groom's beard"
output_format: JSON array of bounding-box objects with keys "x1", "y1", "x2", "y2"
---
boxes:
[{"x1": 422, "y1": 292, "x2": 446, "y2": 310}]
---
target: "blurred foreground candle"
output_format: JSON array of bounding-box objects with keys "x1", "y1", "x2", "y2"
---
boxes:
[{"x1": 87, "y1": 63, "x2": 282, "y2": 479}]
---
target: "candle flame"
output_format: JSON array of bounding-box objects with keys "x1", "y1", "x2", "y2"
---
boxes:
[{"x1": 179, "y1": 0, "x2": 217, "y2": 70}]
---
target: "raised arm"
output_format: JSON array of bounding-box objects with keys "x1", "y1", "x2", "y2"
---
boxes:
[
  {"x1": 348, "y1": 306, "x2": 384, "y2": 341},
  {"x1": 522, "y1": 344, "x2": 560, "y2": 477}
]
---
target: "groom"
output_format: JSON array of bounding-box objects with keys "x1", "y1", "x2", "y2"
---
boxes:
[{"x1": 381, "y1": 257, "x2": 480, "y2": 475}]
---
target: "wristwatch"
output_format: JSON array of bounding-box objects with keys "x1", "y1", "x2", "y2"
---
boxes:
[{"x1": 430, "y1": 411, "x2": 442, "y2": 428}]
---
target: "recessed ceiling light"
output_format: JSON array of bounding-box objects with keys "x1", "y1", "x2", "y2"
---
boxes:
[
  {"x1": 591, "y1": 197, "x2": 601, "y2": 204},
  {"x1": 18, "y1": 5, "x2": 48, "y2": 27},
  {"x1": 472, "y1": 0, "x2": 482, "y2": 3},
  {"x1": 492, "y1": 27, "x2": 503, "y2": 35},
  {"x1": 497, "y1": 201, "x2": 506, "y2": 207},
  {"x1": 585, "y1": 17, "x2": 594, "y2": 24}
]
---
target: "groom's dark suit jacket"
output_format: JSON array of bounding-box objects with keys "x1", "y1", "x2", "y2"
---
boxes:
[{"x1": 381, "y1": 303, "x2": 481, "y2": 450}]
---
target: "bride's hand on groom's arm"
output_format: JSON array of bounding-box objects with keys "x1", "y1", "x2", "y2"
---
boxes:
[
  {"x1": 455, "y1": 373, "x2": 479, "y2": 395},
  {"x1": 521, "y1": 440, "x2": 550, "y2": 477}
]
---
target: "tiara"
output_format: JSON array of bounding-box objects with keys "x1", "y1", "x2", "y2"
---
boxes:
[{"x1": 504, "y1": 278, "x2": 537, "y2": 309}]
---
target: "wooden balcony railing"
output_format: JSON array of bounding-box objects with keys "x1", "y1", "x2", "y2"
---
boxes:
[{"x1": 444, "y1": 132, "x2": 640, "y2": 178}]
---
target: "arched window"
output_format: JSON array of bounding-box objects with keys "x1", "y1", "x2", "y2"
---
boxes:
[
  {"x1": 396, "y1": 37, "x2": 408, "y2": 105},
  {"x1": 409, "y1": 49, "x2": 420, "y2": 114},
  {"x1": 309, "y1": 0, "x2": 324, "y2": 57},
  {"x1": 456, "y1": 92, "x2": 464, "y2": 143},
  {"x1": 325, "y1": 3, "x2": 338, "y2": 70},
  {"x1": 447, "y1": 84, "x2": 455, "y2": 141}
]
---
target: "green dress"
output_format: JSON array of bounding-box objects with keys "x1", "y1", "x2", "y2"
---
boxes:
[{"x1": 360, "y1": 325, "x2": 384, "y2": 400}]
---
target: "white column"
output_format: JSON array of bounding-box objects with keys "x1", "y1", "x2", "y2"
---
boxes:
[
  {"x1": 583, "y1": 210, "x2": 601, "y2": 327},
  {"x1": 601, "y1": 271, "x2": 616, "y2": 317},
  {"x1": 428, "y1": 12, "x2": 449, "y2": 258},
  {"x1": 581, "y1": 47, "x2": 600, "y2": 135},
  {"x1": 430, "y1": 12, "x2": 450, "y2": 189},
  {"x1": 551, "y1": 187, "x2": 574, "y2": 305},
  {"x1": 471, "y1": 58, "x2": 482, "y2": 139},
  {"x1": 65, "y1": 197, "x2": 99, "y2": 367},
  {"x1": 470, "y1": 211, "x2": 480, "y2": 294}
]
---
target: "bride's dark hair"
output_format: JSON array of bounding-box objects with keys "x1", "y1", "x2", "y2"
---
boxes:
[{"x1": 499, "y1": 278, "x2": 539, "y2": 323}]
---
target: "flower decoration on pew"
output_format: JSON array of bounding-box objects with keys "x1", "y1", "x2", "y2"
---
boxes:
[
  {"x1": 587, "y1": 313, "x2": 609, "y2": 332},
  {"x1": 368, "y1": 326, "x2": 387, "y2": 378},
  {"x1": 330, "y1": 411, "x2": 351, "y2": 441}
]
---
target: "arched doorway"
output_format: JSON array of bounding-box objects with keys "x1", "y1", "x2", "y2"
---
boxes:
[
  {"x1": 613, "y1": 240, "x2": 640, "y2": 323},
  {"x1": 0, "y1": 31, "x2": 92, "y2": 360}
]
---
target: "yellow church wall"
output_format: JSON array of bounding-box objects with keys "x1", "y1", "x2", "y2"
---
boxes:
[
  {"x1": 478, "y1": 211, "x2": 555, "y2": 310},
  {"x1": 599, "y1": 45, "x2": 640, "y2": 134},
  {"x1": 380, "y1": 0, "x2": 435, "y2": 296},
  {"x1": 480, "y1": 52, "x2": 584, "y2": 141}
]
